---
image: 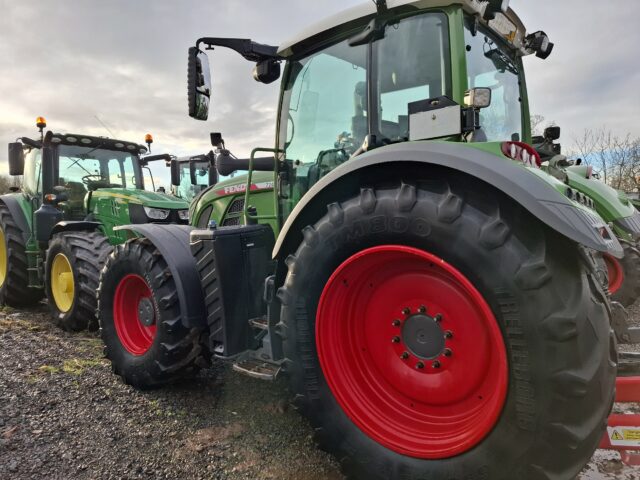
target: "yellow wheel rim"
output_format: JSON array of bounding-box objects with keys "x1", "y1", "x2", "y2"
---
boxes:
[
  {"x1": 0, "y1": 228, "x2": 7, "y2": 288},
  {"x1": 51, "y1": 253, "x2": 74, "y2": 313}
]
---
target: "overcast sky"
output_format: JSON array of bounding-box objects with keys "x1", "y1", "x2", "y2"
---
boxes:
[{"x1": 0, "y1": 0, "x2": 638, "y2": 184}]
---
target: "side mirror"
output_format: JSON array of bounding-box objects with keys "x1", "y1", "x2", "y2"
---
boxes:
[
  {"x1": 188, "y1": 47, "x2": 212, "y2": 121},
  {"x1": 8, "y1": 143, "x2": 25, "y2": 176},
  {"x1": 210, "y1": 132, "x2": 224, "y2": 149},
  {"x1": 544, "y1": 126, "x2": 561, "y2": 141},
  {"x1": 170, "y1": 159, "x2": 181, "y2": 187}
]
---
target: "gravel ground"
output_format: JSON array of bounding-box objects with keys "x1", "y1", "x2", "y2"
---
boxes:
[{"x1": 1, "y1": 302, "x2": 639, "y2": 480}]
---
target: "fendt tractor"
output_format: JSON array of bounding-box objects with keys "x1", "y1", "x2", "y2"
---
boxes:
[
  {"x1": 97, "y1": 1, "x2": 624, "y2": 478},
  {"x1": 536, "y1": 127, "x2": 640, "y2": 307},
  {"x1": 1, "y1": 119, "x2": 190, "y2": 330}
]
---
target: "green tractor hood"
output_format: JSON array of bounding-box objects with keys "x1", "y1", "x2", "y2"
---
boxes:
[{"x1": 565, "y1": 167, "x2": 640, "y2": 240}]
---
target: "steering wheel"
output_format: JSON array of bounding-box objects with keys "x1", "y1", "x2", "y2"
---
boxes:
[{"x1": 81, "y1": 174, "x2": 104, "y2": 185}]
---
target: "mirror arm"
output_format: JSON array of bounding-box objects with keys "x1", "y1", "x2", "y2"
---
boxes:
[
  {"x1": 20, "y1": 137, "x2": 42, "y2": 149},
  {"x1": 196, "y1": 37, "x2": 280, "y2": 62}
]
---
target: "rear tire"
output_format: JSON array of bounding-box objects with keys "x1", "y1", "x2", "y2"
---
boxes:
[
  {"x1": 0, "y1": 204, "x2": 42, "y2": 307},
  {"x1": 278, "y1": 173, "x2": 616, "y2": 480},
  {"x1": 97, "y1": 238, "x2": 209, "y2": 389},
  {"x1": 45, "y1": 232, "x2": 112, "y2": 331},
  {"x1": 609, "y1": 241, "x2": 640, "y2": 307}
]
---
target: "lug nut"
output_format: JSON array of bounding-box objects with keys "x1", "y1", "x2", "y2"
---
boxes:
[
  {"x1": 392, "y1": 319, "x2": 401, "y2": 327},
  {"x1": 434, "y1": 313, "x2": 443, "y2": 322},
  {"x1": 432, "y1": 360, "x2": 441, "y2": 369},
  {"x1": 418, "y1": 305, "x2": 426, "y2": 313},
  {"x1": 392, "y1": 336, "x2": 401, "y2": 343},
  {"x1": 443, "y1": 348, "x2": 452, "y2": 357},
  {"x1": 400, "y1": 352, "x2": 409, "y2": 360},
  {"x1": 402, "y1": 307, "x2": 411, "y2": 316},
  {"x1": 445, "y1": 330, "x2": 454, "y2": 339},
  {"x1": 416, "y1": 362, "x2": 425, "y2": 370}
]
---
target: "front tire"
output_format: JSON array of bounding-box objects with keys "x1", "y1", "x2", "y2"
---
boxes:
[
  {"x1": 45, "y1": 232, "x2": 112, "y2": 331},
  {"x1": 278, "y1": 173, "x2": 616, "y2": 480},
  {"x1": 97, "y1": 238, "x2": 208, "y2": 389}
]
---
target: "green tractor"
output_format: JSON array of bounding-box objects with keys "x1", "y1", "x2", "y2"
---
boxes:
[
  {"x1": 98, "y1": 1, "x2": 623, "y2": 478},
  {"x1": 536, "y1": 127, "x2": 640, "y2": 306},
  {"x1": 142, "y1": 148, "x2": 220, "y2": 202},
  {"x1": 1, "y1": 118, "x2": 190, "y2": 330}
]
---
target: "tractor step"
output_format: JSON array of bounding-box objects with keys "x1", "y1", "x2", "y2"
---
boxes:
[
  {"x1": 249, "y1": 316, "x2": 268, "y2": 330},
  {"x1": 232, "y1": 357, "x2": 281, "y2": 381}
]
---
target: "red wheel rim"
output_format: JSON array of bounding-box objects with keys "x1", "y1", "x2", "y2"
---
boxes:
[
  {"x1": 316, "y1": 245, "x2": 508, "y2": 459},
  {"x1": 604, "y1": 254, "x2": 624, "y2": 294},
  {"x1": 113, "y1": 274, "x2": 157, "y2": 355}
]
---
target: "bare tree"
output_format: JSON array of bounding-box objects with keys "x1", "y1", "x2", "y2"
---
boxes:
[{"x1": 569, "y1": 129, "x2": 640, "y2": 190}]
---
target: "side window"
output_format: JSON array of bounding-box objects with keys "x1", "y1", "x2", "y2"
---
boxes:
[{"x1": 464, "y1": 18, "x2": 523, "y2": 141}]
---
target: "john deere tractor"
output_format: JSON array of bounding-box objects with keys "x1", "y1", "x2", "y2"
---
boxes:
[
  {"x1": 536, "y1": 127, "x2": 640, "y2": 306},
  {"x1": 98, "y1": 1, "x2": 623, "y2": 478},
  {"x1": 1, "y1": 119, "x2": 189, "y2": 330}
]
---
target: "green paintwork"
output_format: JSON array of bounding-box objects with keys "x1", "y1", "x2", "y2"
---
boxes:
[
  {"x1": 190, "y1": 171, "x2": 276, "y2": 231},
  {"x1": 565, "y1": 169, "x2": 637, "y2": 239}
]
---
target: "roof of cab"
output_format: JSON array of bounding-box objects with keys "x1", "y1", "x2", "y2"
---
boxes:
[{"x1": 277, "y1": 0, "x2": 527, "y2": 58}]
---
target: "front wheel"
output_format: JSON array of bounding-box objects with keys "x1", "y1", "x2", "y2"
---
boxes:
[
  {"x1": 278, "y1": 175, "x2": 616, "y2": 480},
  {"x1": 45, "y1": 232, "x2": 112, "y2": 331},
  {"x1": 97, "y1": 238, "x2": 208, "y2": 389}
]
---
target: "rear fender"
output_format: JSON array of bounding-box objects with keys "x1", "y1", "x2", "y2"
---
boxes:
[
  {"x1": 114, "y1": 224, "x2": 206, "y2": 328},
  {"x1": 50, "y1": 221, "x2": 101, "y2": 238},
  {"x1": 273, "y1": 142, "x2": 623, "y2": 259}
]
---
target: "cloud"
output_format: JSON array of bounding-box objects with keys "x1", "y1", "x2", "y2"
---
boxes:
[{"x1": 0, "y1": 0, "x2": 637, "y2": 179}]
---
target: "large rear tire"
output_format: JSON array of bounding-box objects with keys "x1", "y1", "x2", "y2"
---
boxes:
[
  {"x1": 45, "y1": 232, "x2": 112, "y2": 331},
  {"x1": 278, "y1": 173, "x2": 616, "y2": 480},
  {"x1": 608, "y1": 241, "x2": 640, "y2": 306},
  {"x1": 0, "y1": 204, "x2": 42, "y2": 307},
  {"x1": 97, "y1": 238, "x2": 209, "y2": 389}
]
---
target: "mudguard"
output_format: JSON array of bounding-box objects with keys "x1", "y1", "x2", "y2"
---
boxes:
[
  {"x1": 273, "y1": 142, "x2": 623, "y2": 258},
  {"x1": 114, "y1": 224, "x2": 206, "y2": 329},
  {"x1": 50, "y1": 221, "x2": 101, "y2": 237},
  {"x1": 0, "y1": 195, "x2": 31, "y2": 243}
]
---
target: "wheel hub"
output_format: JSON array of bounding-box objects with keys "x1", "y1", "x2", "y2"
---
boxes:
[
  {"x1": 401, "y1": 313, "x2": 445, "y2": 359},
  {"x1": 137, "y1": 297, "x2": 155, "y2": 327}
]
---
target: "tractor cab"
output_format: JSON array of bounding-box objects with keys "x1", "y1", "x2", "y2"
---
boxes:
[
  {"x1": 171, "y1": 153, "x2": 218, "y2": 202},
  {"x1": 8, "y1": 120, "x2": 190, "y2": 246},
  {"x1": 188, "y1": 0, "x2": 554, "y2": 222}
]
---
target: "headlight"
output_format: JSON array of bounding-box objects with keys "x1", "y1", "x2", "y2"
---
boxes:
[
  {"x1": 178, "y1": 209, "x2": 190, "y2": 221},
  {"x1": 143, "y1": 206, "x2": 170, "y2": 220}
]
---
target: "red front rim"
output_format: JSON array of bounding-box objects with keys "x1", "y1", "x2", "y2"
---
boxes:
[
  {"x1": 113, "y1": 274, "x2": 157, "y2": 355},
  {"x1": 316, "y1": 245, "x2": 508, "y2": 459},
  {"x1": 604, "y1": 254, "x2": 624, "y2": 294}
]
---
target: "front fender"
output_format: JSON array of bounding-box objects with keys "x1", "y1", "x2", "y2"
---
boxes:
[
  {"x1": 50, "y1": 221, "x2": 101, "y2": 238},
  {"x1": 273, "y1": 142, "x2": 623, "y2": 258},
  {"x1": 114, "y1": 224, "x2": 206, "y2": 329}
]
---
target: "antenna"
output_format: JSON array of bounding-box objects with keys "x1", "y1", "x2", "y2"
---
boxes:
[{"x1": 94, "y1": 115, "x2": 116, "y2": 138}]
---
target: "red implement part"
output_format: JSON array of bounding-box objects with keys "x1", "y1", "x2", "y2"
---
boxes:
[{"x1": 601, "y1": 376, "x2": 640, "y2": 465}]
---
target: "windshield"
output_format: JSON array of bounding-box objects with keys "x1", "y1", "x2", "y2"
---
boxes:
[
  {"x1": 57, "y1": 145, "x2": 142, "y2": 190},
  {"x1": 464, "y1": 17, "x2": 523, "y2": 142},
  {"x1": 175, "y1": 161, "x2": 210, "y2": 201},
  {"x1": 280, "y1": 12, "x2": 449, "y2": 206}
]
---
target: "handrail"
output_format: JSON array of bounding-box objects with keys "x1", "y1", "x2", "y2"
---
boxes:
[{"x1": 243, "y1": 147, "x2": 284, "y2": 233}]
